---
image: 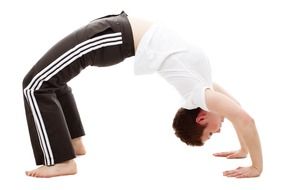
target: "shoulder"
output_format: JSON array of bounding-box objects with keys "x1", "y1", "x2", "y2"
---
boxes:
[{"x1": 204, "y1": 88, "x2": 252, "y2": 123}]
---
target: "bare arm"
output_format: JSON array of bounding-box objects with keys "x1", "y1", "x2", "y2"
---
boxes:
[
  {"x1": 212, "y1": 83, "x2": 248, "y2": 157},
  {"x1": 212, "y1": 83, "x2": 240, "y2": 105},
  {"x1": 205, "y1": 88, "x2": 263, "y2": 178}
]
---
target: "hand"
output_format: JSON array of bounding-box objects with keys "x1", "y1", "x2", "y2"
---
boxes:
[
  {"x1": 213, "y1": 150, "x2": 247, "y2": 159},
  {"x1": 223, "y1": 166, "x2": 261, "y2": 178}
]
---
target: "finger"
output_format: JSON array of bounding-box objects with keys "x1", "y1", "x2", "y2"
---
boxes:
[
  {"x1": 226, "y1": 153, "x2": 246, "y2": 159},
  {"x1": 226, "y1": 154, "x2": 240, "y2": 159},
  {"x1": 236, "y1": 174, "x2": 248, "y2": 178},
  {"x1": 224, "y1": 170, "x2": 243, "y2": 178},
  {"x1": 226, "y1": 154, "x2": 236, "y2": 159},
  {"x1": 235, "y1": 170, "x2": 250, "y2": 178},
  {"x1": 214, "y1": 152, "x2": 231, "y2": 156},
  {"x1": 213, "y1": 152, "x2": 233, "y2": 157},
  {"x1": 223, "y1": 169, "x2": 237, "y2": 176},
  {"x1": 223, "y1": 167, "x2": 244, "y2": 175}
]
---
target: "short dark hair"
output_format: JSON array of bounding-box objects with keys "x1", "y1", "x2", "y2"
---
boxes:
[{"x1": 172, "y1": 108, "x2": 206, "y2": 146}]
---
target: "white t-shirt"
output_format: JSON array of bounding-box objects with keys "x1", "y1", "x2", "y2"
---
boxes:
[{"x1": 134, "y1": 25, "x2": 213, "y2": 111}]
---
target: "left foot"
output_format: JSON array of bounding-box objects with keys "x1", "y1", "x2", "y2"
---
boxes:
[{"x1": 25, "y1": 159, "x2": 77, "y2": 178}]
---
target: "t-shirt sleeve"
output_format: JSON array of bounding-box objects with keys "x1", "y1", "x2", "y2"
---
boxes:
[{"x1": 182, "y1": 85, "x2": 212, "y2": 111}]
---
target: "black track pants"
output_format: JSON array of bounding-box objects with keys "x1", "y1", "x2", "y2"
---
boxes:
[{"x1": 22, "y1": 11, "x2": 135, "y2": 165}]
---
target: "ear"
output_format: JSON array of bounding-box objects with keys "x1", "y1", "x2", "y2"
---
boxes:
[{"x1": 196, "y1": 110, "x2": 207, "y2": 125}]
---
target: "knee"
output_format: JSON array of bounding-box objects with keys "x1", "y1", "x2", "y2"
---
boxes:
[
  {"x1": 22, "y1": 73, "x2": 31, "y2": 90},
  {"x1": 22, "y1": 67, "x2": 36, "y2": 90},
  {"x1": 22, "y1": 64, "x2": 38, "y2": 89}
]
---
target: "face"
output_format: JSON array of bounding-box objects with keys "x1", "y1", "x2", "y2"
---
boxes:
[{"x1": 196, "y1": 111, "x2": 224, "y2": 142}]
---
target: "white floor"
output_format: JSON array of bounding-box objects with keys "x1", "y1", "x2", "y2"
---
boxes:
[{"x1": 1, "y1": 0, "x2": 285, "y2": 189}]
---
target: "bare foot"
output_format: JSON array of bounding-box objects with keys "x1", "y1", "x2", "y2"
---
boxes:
[
  {"x1": 25, "y1": 159, "x2": 77, "y2": 178},
  {"x1": 71, "y1": 137, "x2": 86, "y2": 156}
]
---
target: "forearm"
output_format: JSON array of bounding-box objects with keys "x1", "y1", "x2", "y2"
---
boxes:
[
  {"x1": 235, "y1": 129, "x2": 248, "y2": 153},
  {"x1": 234, "y1": 119, "x2": 263, "y2": 172}
]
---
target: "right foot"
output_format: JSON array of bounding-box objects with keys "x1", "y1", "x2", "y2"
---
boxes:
[
  {"x1": 25, "y1": 160, "x2": 77, "y2": 178},
  {"x1": 71, "y1": 137, "x2": 86, "y2": 156}
]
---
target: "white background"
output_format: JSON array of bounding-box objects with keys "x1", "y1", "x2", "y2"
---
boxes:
[{"x1": 1, "y1": 0, "x2": 284, "y2": 189}]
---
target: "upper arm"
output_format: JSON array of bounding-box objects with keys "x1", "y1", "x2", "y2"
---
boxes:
[
  {"x1": 205, "y1": 88, "x2": 252, "y2": 124},
  {"x1": 212, "y1": 83, "x2": 240, "y2": 105}
]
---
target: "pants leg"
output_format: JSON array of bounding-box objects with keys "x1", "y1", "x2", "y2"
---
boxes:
[
  {"x1": 56, "y1": 85, "x2": 85, "y2": 139},
  {"x1": 23, "y1": 99, "x2": 45, "y2": 165},
  {"x1": 22, "y1": 11, "x2": 134, "y2": 166},
  {"x1": 22, "y1": 29, "x2": 88, "y2": 165}
]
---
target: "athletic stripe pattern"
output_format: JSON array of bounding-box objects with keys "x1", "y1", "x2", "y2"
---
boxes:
[{"x1": 23, "y1": 32, "x2": 123, "y2": 165}]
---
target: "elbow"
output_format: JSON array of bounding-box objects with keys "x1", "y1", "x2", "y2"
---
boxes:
[
  {"x1": 230, "y1": 108, "x2": 255, "y2": 127},
  {"x1": 239, "y1": 112, "x2": 255, "y2": 128}
]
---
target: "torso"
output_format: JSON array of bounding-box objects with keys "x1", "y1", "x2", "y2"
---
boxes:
[
  {"x1": 131, "y1": 22, "x2": 213, "y2": 111},
  {"x1": 128, "y1": 17, "x2": 153, "y2": 52}
]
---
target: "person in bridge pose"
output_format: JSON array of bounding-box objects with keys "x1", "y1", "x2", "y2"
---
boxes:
[{"x1": 22, "y1": 11, "x2": 262, "y2": 178}]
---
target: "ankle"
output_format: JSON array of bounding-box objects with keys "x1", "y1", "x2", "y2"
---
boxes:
[{"x1": 71, "y1": 137, "x2": 87, "y2": 155}]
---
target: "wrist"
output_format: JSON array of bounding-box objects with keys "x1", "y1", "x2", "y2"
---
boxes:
[
  {"x1": 252, "y1": 164, "x2": 263, "y2": 175},
  {"x1": 252, "y1": 159, "x2": 263, "y2": 174},
  {"x1": 239, "y1": 147, "x2": 248, "y2": 154},
  {"x1": 238, "y1": 148, "x2": 248, "y2": 157}
]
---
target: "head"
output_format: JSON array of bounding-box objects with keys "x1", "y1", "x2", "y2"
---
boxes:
[{"x1": 172, "y1": 108, "x2": 224, "y2": 146}]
